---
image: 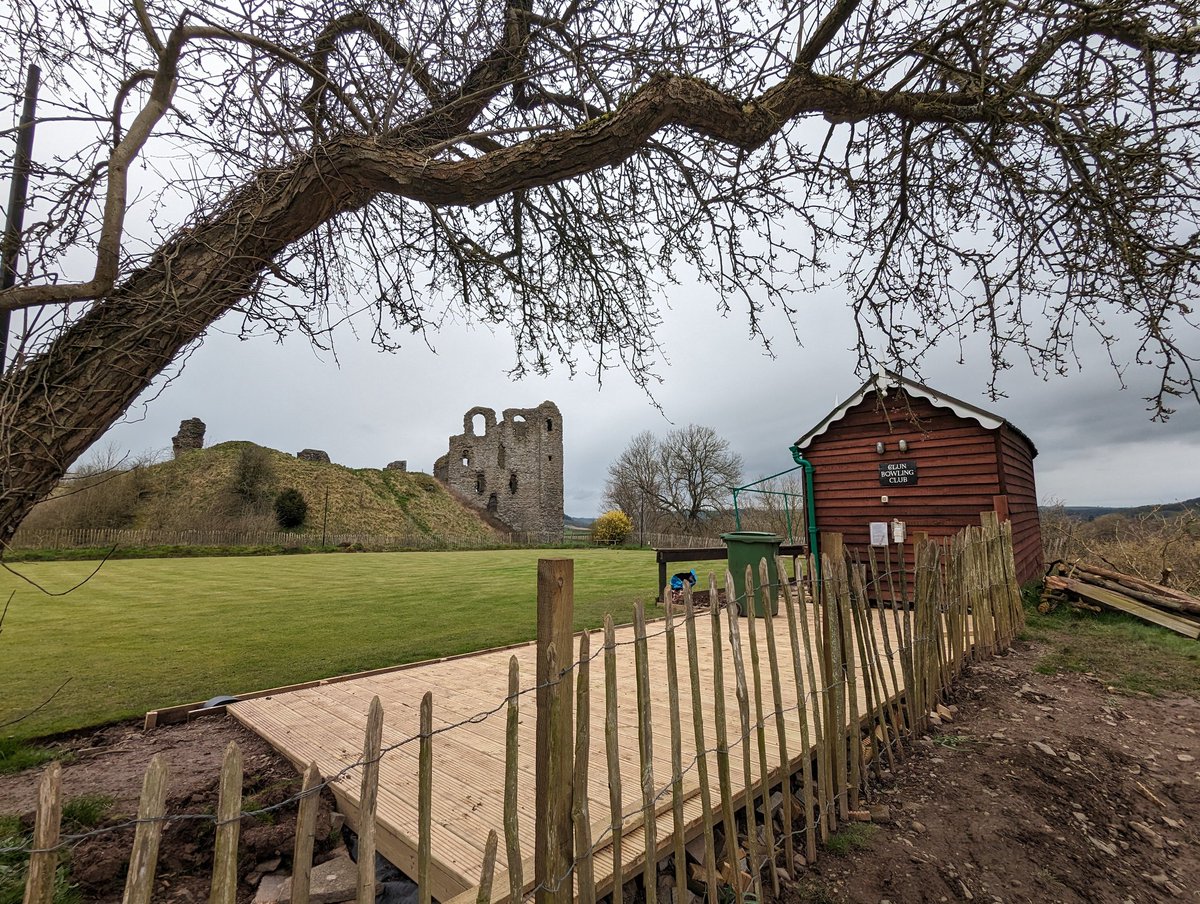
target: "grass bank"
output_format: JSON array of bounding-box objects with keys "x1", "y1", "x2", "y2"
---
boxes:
[
  {"x1": 1023, "y1": 595, "x2": 1200, "y2": 696},
  {"x1": 0, "y1": 548, "x2": 730, "y2": 742}
]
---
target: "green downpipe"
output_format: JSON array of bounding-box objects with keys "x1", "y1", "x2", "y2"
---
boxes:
[{"x1": 789, "y1": 444, "x2": 819, "y2": 578}]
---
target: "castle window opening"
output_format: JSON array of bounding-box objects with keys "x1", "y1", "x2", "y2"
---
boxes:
[
  {"x1": 487, "y1": 493, "x2": 499, "y2": 513},
  {"x1": 461, "y1": 450, "x2": 470, "y2": 467},
  {"x1": 497, "y1": 444, "x2": 506, "y2": 468},
  {"x1": 475, "y1": 472, "x2": 486, "y2": 494},
  {"x1": 509, "y1": 472, "x2": 518, "y2": 494},
  {"x1": 546, "y1": 418, "x2": 553, "y2": 432},
  {"x1": 471, "y1": 413, "x2": 487, "y2": 435}
]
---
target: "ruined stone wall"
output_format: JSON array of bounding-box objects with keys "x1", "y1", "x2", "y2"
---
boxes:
[
  {"x1": 171, "y1": 418, "x2": 206, "y2": 458},
  {"x1": 433, "y1": 401, "x2": 564, "y2": 534}
]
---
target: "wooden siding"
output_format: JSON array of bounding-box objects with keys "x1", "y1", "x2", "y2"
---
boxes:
[
  {"x1": 998, "y1": 425, "x2": 1043, "y2": 584},
  {"x1": 802, "y1": 388, "x2": 1041, "y2": 591},
  {"x1": 804, "y1": 391, "x2": 1001, "y2": 551}
]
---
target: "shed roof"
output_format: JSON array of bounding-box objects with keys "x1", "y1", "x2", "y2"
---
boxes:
[{"x1": 794, "y1": 369, "x2": 1038, "y2": 457}]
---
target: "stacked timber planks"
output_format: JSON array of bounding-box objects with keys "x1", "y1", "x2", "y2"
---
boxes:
[{"x1": 1042, "y1": 561, "x2": 1200, "y2": 639}]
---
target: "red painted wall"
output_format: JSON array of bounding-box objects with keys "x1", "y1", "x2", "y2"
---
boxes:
[{"x1": 802, "y1": 388, "x2": 1043, "y2": 588}]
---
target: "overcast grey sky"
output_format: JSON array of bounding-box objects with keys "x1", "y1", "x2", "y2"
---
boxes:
[
  {"x1": 5, "y1": 6, "x2": 1198, "y2": 521},
  {"x1": 89, "y1": 275, "x2": 1200, "y2": 517}
]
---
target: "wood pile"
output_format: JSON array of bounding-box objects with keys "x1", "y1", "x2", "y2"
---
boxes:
[{"x1": 1042, "y1": 561, "x2": 1200, "y2": 639}]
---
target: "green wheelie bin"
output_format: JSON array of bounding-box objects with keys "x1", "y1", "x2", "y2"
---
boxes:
[{"x1": 721, "y1": 530, "x2": 782, "y2": 616}]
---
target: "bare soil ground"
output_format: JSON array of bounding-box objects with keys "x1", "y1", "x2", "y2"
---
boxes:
[
  {"x1": 0, "y1": 720, "x2": 336, "y2": 903},
  {"x1": 1, "y1": 637, "x2": 1196, "y2": 903},
  {"x1": 794, "y1": 640, "x2": 1199, "y2": 904}
]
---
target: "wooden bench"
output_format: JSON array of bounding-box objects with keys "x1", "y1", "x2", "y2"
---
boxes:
[{"x1": 655, "y1": 543, "x2": 807, "y2": 600}]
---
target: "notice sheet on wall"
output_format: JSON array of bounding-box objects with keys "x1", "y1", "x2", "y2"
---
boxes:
[{"x1": 870, "y1": 521, "x2": 889, "y2": 547}]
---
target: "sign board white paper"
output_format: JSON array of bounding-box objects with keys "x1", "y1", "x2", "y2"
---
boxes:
[{"x1": 870, "y1": 521, "x2": 889, "y2": 547}]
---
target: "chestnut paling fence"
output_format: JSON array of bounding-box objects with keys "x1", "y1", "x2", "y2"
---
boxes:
[
  {"x1": 6, "y1": 526, "x2": 713, "y2": 551},
  {"x1": 11, "y1": 513, "x2": 1023, "y2": 904}
]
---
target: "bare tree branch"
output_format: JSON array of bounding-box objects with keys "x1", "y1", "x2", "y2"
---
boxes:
[{"x1": 0, "y1": 0, "x2": 1196, "y2": 539}]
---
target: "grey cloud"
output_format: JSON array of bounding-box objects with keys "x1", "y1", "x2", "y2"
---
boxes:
[{"x1": 92, "y1": 284, "x2": 1199, "y2": 518}]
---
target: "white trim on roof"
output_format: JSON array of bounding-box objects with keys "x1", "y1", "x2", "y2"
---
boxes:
[{"x1": 794, "y1": 368, "x2": 1006, "y2": 450}]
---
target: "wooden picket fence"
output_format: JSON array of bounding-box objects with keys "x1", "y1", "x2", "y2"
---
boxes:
[
  {"x1": 6, "y1": 526, "x2": 715, "y2": 553},
  {"x1": 14, "y1": 513, "x2": 1024, "y2": 904}
]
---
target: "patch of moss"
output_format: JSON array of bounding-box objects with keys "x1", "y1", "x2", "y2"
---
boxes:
[
  {"x1": 823, "y1": 822, "x2": 876, "y2": 856},
  {"x1": 0, "y1": 739, "x2": 56, "y2": 776},
  {"x1": 62, "y1": 794, "x2": 114, "y2": 831}
]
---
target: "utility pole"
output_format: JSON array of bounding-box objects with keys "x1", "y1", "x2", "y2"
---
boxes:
[
  {"x1": 321, "y1": 488, "x2": 329, "y2": 547},
  {"x1": 639, "y1": 489, "x2": 645, "y2": 547},
  {"x1": 1, "y1": 64, "x2": 41, "y2": 370}
]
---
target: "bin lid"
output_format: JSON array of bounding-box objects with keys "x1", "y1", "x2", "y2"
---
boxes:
[{"x1": 721, "y1": 531, "x2": 784, "y2": 542}]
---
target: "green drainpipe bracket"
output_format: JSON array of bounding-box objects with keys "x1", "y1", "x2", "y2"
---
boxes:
[{"x1": 789, "y1": 444, "x2": 820, "y2": 579}]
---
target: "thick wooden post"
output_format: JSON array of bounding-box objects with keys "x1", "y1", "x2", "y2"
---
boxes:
[
  {"x1": 210, "y1": 743, "x2": 243, "y2": 904},
  {"x1": 123, "y1": 755, "x2": 169, "y2": 904},
  {"x1": 22, "y1": 762, "x2": 61, "y2": 904},
  {"x1": 536, "y1": 560, "x2": 574, "y2": 904}
]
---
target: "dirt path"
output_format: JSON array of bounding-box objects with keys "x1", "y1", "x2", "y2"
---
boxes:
[
  {"x1": 795, "y1": 641, "x2": 1199, "y2": 904},
  {"x1": 2, "y1": 639, "x2": 1196, "y2": 903}
]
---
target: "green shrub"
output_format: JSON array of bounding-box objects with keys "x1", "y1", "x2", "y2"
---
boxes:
[
  {"x1": 0, "y1": 738, "x2": 56, "y2": 775},
  {"x1": 231, "y1": 445, "x2": 276, "y2": 509},
  {"x1": 274, "y1": 488, "x2": 308, "y2": 529},
  {"x1": 591, "y1": 510, "x2": 633, "y2": 546},
  {"x1": 62, "y1": 794, "x2": 114, "y2": 831}
]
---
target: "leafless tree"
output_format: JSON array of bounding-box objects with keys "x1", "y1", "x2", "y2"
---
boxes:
[
  {"x1": 606, "y1": 425, "x2": 742, "y2": 534},
  {"x1": 603, "y1": 430, "x2": 668, "y2": 535},
  {"x1": 1, "y1": 0, "x2": 1199, "y2": 541}
]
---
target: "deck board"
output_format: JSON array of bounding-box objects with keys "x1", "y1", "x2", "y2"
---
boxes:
[{"x1": 231, "y1": 602, "x2": 921, "y2": 902}]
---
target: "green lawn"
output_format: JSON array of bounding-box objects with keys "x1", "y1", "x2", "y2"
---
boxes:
[
  {"x1": 0, "y1": 549, "x2": 735, "y2": 742},
  {"x1": 1023, "y1": 596, "x2": 1200, "y2": 696}
]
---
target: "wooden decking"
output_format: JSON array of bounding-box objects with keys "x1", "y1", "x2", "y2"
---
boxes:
[{"x1": 230, "y1": 602, "x2": 909, "y2": 902}]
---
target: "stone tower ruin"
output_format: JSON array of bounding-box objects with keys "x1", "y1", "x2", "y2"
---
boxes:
[
  {"x1": 171, "y1": 418, "x2": 206, "y2": 458},
  {"x1": 434, "y1": 402, "x2": 564, "y2": 535}
]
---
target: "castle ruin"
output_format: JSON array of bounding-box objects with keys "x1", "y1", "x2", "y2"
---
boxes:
[
  {"x1": 171, "y1": 418, "x2": 206, "y2": 458},
  {"x1": 434, "y1": 401, "x2": 563, "y2": 535}
]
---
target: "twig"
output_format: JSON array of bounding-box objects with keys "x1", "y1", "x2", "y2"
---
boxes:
[
  {"x1": 0, "y1": 678, "x2": 72, "y2": 730},
  {"x1": 1, "y1": 546, "x2": 119, "y2": 596},
  {"x1": 0, "y1": 590, "x2": 13, "y2": 637}
]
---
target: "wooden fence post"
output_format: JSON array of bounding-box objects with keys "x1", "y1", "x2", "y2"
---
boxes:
[
  {"x1": 505, "y1": 656, "x2": 524, "y2": 904},
  {"x1": 536, "y1": 560, "x2": 574, "y2": 904},
  {"x1": 209, "y1": 743, "x2": 242, "y2": 904},
  {"x1": 358, "y1": 699, "x2": 384, "y2": 904},
  {"x1": 603, "y1": 616, "x2": 624, "y2": 904},
  {"x1": 291, "y1": 763, "x2": 321, "y2": 904},
  {"x1": 22, "y1": 762, "x2": 61, "y2": 904},
  {"x1": 122, "y1": 755, "x2": 169, "y2": 904},
  {"x1": 419, "y1": 693, "x2": 434, "y2": 904}
]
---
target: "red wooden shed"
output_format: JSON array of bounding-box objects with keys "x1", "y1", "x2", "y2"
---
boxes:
[{"x1": 793, "y1": 370, "x2": 1043, "y2": 586}]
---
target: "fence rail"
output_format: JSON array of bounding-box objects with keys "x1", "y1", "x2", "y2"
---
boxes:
[
  {"x1": 6, "y1": 526, "x2": 720, "y2": 552},
  {"x1": 9, "y1": 514, "x2": 1024, "y2": 904}
]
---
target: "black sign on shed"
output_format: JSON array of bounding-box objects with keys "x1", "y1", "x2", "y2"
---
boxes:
[{"x1": 879, "y1": 460, "x2": 918, "y2": 487}]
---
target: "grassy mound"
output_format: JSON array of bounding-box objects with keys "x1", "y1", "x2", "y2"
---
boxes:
[{"x1": 17, "y1": 442, "x2": 500, "y2": 545}]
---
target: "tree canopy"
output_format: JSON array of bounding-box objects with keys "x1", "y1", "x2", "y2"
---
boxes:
[
  {"x1": 1, "y1": 0, "x2": 1198, "y2": 539},
  {"x1": 605, "y1": 426, "x2": 743, "y2": 535}
]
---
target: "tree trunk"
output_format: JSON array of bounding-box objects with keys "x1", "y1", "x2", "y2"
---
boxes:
[{"x1": 0, "y1": 154, "x2": 368, "y2": 544}]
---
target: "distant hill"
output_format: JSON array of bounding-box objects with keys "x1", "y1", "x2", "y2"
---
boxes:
[
  {"x1": 1044, "y1": 498, "x2": 1200, "y2": 521},
  {"x1": 564, "y1": 514, "x2": 595, "y2": 528},
  {"x1": 19, "y1": 441, "x2": 503, "y2": 544}
]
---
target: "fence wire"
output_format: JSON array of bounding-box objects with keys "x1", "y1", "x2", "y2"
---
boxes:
[{"x1": 1, "y1": 545, "x2": 1000, "y2": 904}]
